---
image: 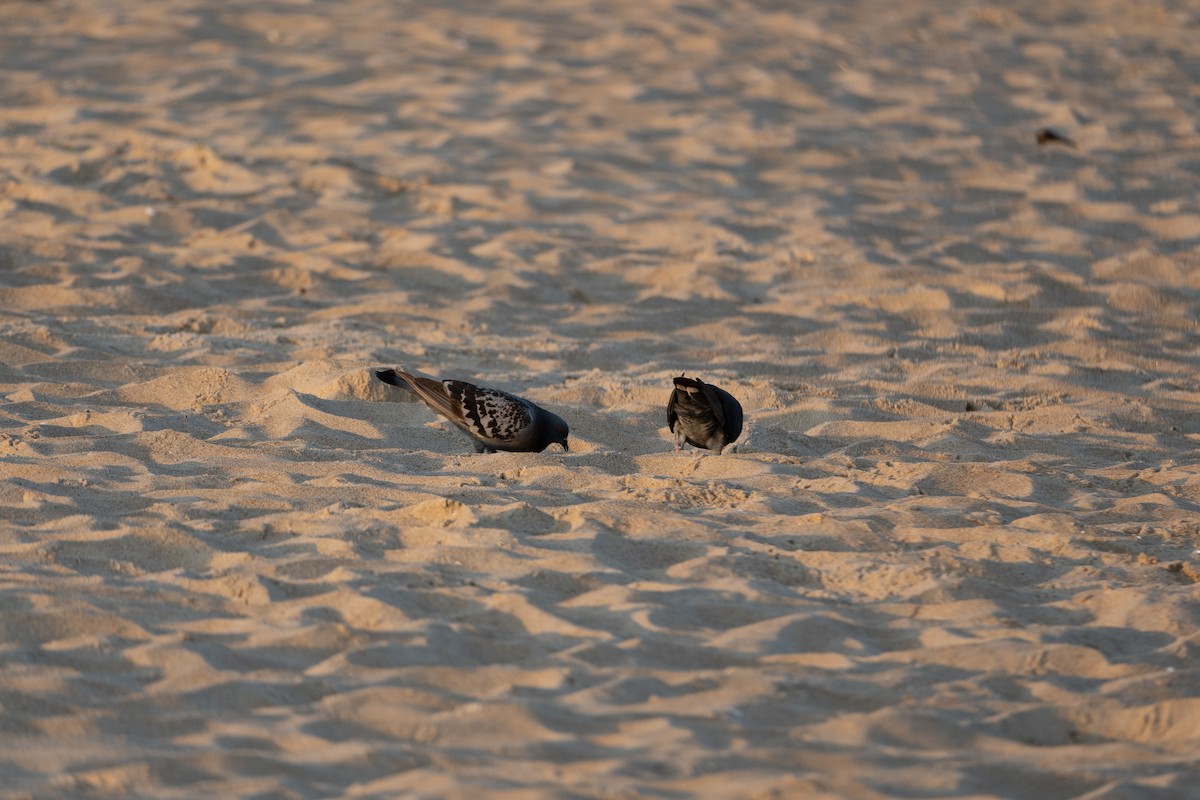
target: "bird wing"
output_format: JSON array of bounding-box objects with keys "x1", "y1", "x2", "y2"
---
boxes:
[
  {"x1": 717, "y1": 387, "x2": 743, "y2": 443},
  {"x1": 442, "y1": 380, "x2": 533, "y2": 443},
  {"x1": 667, "y1": 386, "x2": 680, "y2": 430},
  {"x1": 698, "y1": 381, "x2": 727, "y2": 428}
]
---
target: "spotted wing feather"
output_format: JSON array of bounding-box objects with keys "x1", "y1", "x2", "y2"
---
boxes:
[{"x1": 444, "y1": 380, "x2": 533, "y2": 444}]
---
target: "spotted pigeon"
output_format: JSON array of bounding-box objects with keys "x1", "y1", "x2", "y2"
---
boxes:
[
  {"x1": 667, "y1": 374, "x2": 743, "y2": 453},
  {"x1": 374, "y1": 368, "x2": 569, "y2": 453}
]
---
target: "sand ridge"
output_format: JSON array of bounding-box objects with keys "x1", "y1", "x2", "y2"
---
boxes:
[{"x1": 2, "y1": 0, "x2": 1200, "y2": 797}]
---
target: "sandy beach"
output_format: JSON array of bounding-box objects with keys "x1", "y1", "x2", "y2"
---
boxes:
[{"x1": 2, "y1": 0, "x2": 1200, "y2": 797}]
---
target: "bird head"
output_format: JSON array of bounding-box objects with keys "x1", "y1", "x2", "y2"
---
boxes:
[
  {"x1": 542, "y1": 413, "x2": 570, "y2": 452},
  {"x1": 552, "y1": 421, "x2": 570, "y2": 452}
]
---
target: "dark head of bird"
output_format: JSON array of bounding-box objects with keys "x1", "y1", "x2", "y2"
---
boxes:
[{"x1": 541, "y1": 412, "x2": 570, "y2": 452}]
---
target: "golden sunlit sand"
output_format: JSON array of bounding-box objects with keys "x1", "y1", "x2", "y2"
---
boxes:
[{"x1": 2, "y1": 1, "x2": 1199, "y2": 797}]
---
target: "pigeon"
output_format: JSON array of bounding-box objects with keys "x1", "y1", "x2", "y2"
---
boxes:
[
  {"x1": 667, "y1": 374, "x2": 743, "y2": 453},
  {"x1": 374, "y1": 368, "x2": 569, "y2": 454}
]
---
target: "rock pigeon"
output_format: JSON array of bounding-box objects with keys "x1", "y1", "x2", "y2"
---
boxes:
[
  {"x1": 667, "y1": 374, "x2": 743, "y2": 453},
  {"x1": 374, "y1": 368, "x2": 569, "y2": 454}
]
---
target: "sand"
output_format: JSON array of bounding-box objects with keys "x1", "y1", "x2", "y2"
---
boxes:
[{"x1": 2, "y1": 0, "x2": 1200, "y2": 797}]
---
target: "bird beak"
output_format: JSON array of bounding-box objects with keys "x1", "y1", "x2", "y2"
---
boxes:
[{"x1": 561, "y1": 440, "x2": 569, "y2": 452}]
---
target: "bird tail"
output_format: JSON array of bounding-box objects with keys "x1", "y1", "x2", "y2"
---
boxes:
[
  {"x1": 374, "y1": 367, "x2": 461, "y2": 422},
  {"x1": 374, "y1": 368, "x2": 414, "y2": 391},
  {"x1": 673, "y1": 374, "x2": 706, "y2": 392}
]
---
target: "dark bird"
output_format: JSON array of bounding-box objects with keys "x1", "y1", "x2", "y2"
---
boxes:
[
  {"x1": 1036, "y1": 128, "x2": 1077, "y2": 148},
  {"x1": 667, "y1": 374, "x2": 743, "y2": 453},
  {"x1": 374, "y1": 368, "x2": 569, "y2": 453}
]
